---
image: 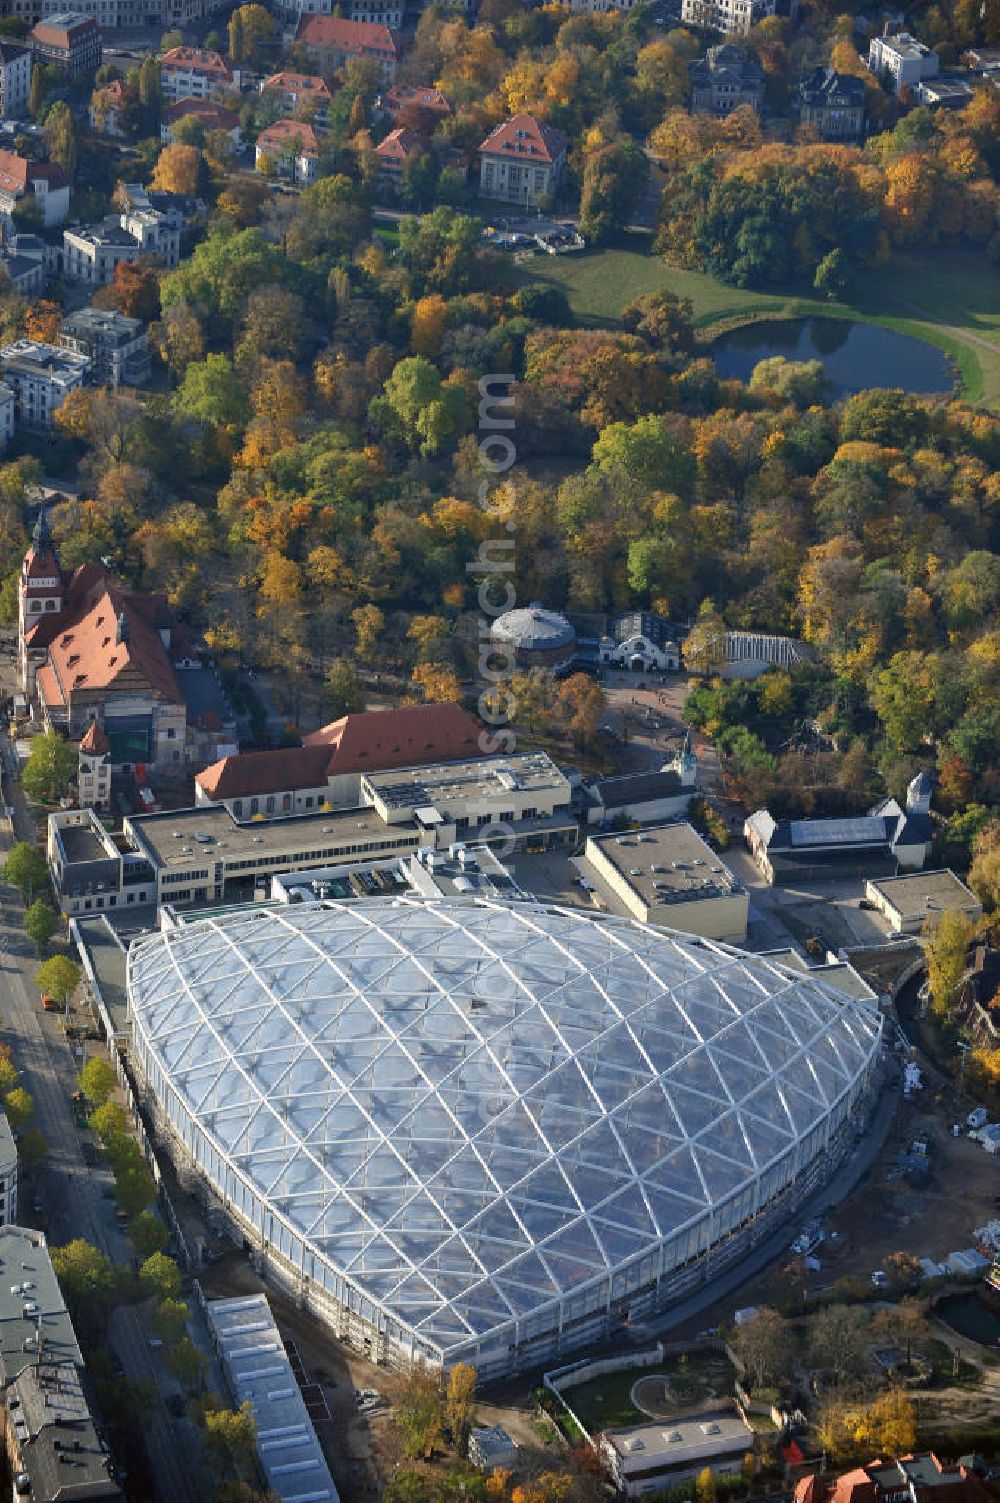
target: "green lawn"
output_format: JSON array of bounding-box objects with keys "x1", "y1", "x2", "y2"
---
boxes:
[{"x1": 512, "y1": 238, "x2": 1000, "y2": 408}]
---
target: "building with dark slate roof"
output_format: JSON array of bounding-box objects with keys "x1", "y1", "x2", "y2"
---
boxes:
[
  {"x1": 689, "y1": 44, "x2": 765, "y2": 116},
  {"x1": 799, "y1": 66, "x2": 866, "y2": 137}
]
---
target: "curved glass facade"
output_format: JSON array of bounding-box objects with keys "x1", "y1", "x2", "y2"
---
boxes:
[{"x1": 127, "y1": 899, "x2": 883, "y2": 1375}]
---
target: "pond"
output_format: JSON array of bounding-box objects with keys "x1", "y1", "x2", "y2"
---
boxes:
[
  {"x1": 936, "y1": 1292, "x2": 1000, "y2": 1346},
  {"x1": 710, "y1": 317, "x2": 955, "y2": 397}
]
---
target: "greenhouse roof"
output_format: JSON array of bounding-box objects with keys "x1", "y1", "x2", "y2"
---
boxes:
[{"x1": 127, "y1": 898, "x2": 882, "y2": 1358}]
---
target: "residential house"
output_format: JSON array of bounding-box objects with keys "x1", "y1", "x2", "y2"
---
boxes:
[
  {"x1": 259, "y1": 70, "x2": 332, "y2": 125},
  {"x1": 0, "y1": 339, "x2": 89, "y2": 428},
  {"x1": 0, "y1": 150, "x2": 69, "y2": 227},
  {"x1": 255, "y1": 118, "x2": 322, "y2": 182},
  {"x1": 0, "y1": 1225, "x2": 123, "y2": 1503},
  {"x1": 28, "y1": 12, "x2": 101, "y2": 76},
  {"x1": 14, "y1": 0, "x2": 145, "y2": 26},
  {"x1": 62, "y1": 210, "x2": 180, "y2": 284},
  {"x1": 161, "y1": 95, "x2": 241, "y2": 145},
  {"x1": 159, "y1": 44, "x2": 233, "y2": 101},
  {"x1": 570, "y1": 0, "x2": 642, "y2": 11},
  {"x1": 293, "y1": 15, "x2": 399, "y2": 83},
  {"x1": 793, "y1": 1455, "x2": 996, "y2": 1503},
  {"x1": 478, "y1": 112, "x2": 567, "y2": 206},
  {"x1": 18, "y1": 510, "x2": 188, "y2": 763},
  {"x1": 0, "y1": 42, "x2": 31, "y2": 119},
  {"x1": 681, "y1": 0, "x2": 793, "y2": 34},
  {"x1": 379, "y1": 82, "x2": 451, "y2": 124},
  {"x1": 89, "y1": 76, "x2": 126, "y2": 135},
  {"x1": 799, "y1": 66, "x2": 866, "y2": 136},
  {"x1": 59, "y1": 308, "x2": 151, "y2": 387},
  {"x1": 689, "y1": 43, "x2": 765, "y2": 115},
  {"x1": 268, "y1": 0, "x2": 331, "y2": 21},
  {"x1": 194, "y1": 701, "x2": 484, "y2": 817},
  {"x1": 0, "y1": 383, "x2": 13, "y2": 449},
  {"x1": 345, "y1": 0, "x2": 403, "y2": 26},
  {"x1": 375, "y1": 124, "x2": 421, "y2": 190},
  {"x1": 867, "y1": 32, "x2": 939, "y2": 92},
  {"x1": 0, "y1": 232, "x2": 45, "y2": 296},
  {"x1": 117, "y1": 180, "x2": 206, "y2": 230}
]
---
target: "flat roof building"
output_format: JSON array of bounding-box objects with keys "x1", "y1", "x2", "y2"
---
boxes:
[
  {"x1": 601, "y1": 1405, "x2": 754, "y2": 1499},
  {"x1": 865, "y1": 870, "x2": 982, "y2": 934},
  {"x1": 584, "y1": 822, "x2": 748, "y2": 941},
  {"x1": 0, "y1": 1224, "x2": 122, "y2": 1500},
  {"x1": 205, "y1": 1294, "x2": 339, "y2": 1503}
]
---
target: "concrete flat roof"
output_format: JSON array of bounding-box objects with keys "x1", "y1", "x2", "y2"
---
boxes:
[
  {"x1": 587, "y1": 822, "x2": 743, "y2": 911},
  {"x1": 868, "y1": 868, "x2": 980, "y2": 921},
  {"x1": 0, "y1": 1226, "x2": 81, "y2": 1383},
  {"x1": 608, "y1": 1407, "x2": 753, "y2": 1472},
  {"x1": 128, "y1": 802, "x2": 410, "y2": 870},
  {"x1": 365, "y1": 752, "x2": 568, "y2": 811}
]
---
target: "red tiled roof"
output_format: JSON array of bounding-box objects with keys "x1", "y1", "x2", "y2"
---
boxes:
[
  {"x1": 46, "y1": 582, "x2": 181, "y2": 707},
  {"x1": 160, "y1": 46, "x2": 232, "y2": 81},
  {"x1": 383, "y1": 84, "x2": 451, "y2": 118},
  {"x1": 479, "y1": 112, "x2": 567, "y2": 166},
  {"x1": 164, "y1": 96, "x2": 240, "y2": 129},
  {"x1": 261, "y1": 71, "x2": 333, "y2": 102},
  {"x1": 37, "y1": 663, "x2": 63, "y2": 708},
  {"x1": 376, "y1": 125, "x2": 421, "y2": 163},
  {"x1": 294, "y1": 15, "x2": 397, "y2": 59},
  {"x1": 196, "y1": 703, "x2": 483, "y2": 801},
  {"x1": 79, "y1": 720, "x2": 109, "y2": 754},
  {"x1": 0, "y1": 150, "x2": 29, "y2": 196},
  {"x1": 257, "y1": 119, "x2": 321, "y2": 156}
]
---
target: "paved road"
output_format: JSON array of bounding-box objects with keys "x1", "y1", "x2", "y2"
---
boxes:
[{"x1": 0, "y1": 736, "x2": 202, "y2": 1503}]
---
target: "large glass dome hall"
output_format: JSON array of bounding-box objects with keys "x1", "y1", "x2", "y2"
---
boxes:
[{"x1": 126, "y1": 898, "x2": 884, "y2": 1380}]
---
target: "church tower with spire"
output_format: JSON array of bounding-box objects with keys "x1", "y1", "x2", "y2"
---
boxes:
[{"x1": 18, "y1": 506, "x2": 64, "y2": 694}]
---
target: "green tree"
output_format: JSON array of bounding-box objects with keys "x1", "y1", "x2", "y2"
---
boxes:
[
  {"x1": 814, "y1": 248, "x2": 851, "y2": 301},
  {"x1": 21, "y1": 731, "x2": 76, "y2": 803},
  {"x1": 78, "y1": 1055, "x2": 117, "y2": 1107},
  {"x1": 445, "y1": 1361, "x2": 477, "y2": 1458},
  {"x1": 3, "y1": 842, "x2": 48, "y2": 901},
  {"x1": 28, "y1": 63, "x2": 44, "y2": 117},
  {"x1": 4, "y1": 1087, "x2": 34, "y2": 1129},
  {"x1": 0, "y1": 1058, "x2": 19, "y2": 1096},
  {"x1": 684, "y1": 601, "x2": 728, "y2": 675},
  {"x1": 153, "y1": 1296, "x2": 189, "y2": 1344},
  {"x1": 579, "y1": 138, "x2": 649, "y2": 244},
  {"x1": 129, "y1": 1209, "x2": 168, "y2": 1260},
  {"x1": 17, "y1": 1126, "x2": 47, "y2": 1171},
  {"x1": 51, "y1": 1238, "x2": 115, "y2": 1314},
  {"x1": 923, "y1": 908, "x2": 974, "y2": 1019},
  {"x1": 36, "y1": 955, "x2": 80, "y2": 1007},
  {"x1": 167, "y1": 1334, "x2": 208, "y2": 1393},
  {"x1": 696, "y1": 1467, "x2": 717, "y2": 1503},
  {"x1": 43, "y1": 100, "x2": 77, "y2": 179},
  {"x1": 115, "y1": 1159, "x2": 155, "y2": 1217},
  {"x1": 202, "y1": 1401, "x2": 258, "y2": 1479},
  {"x1": 325, "y1": 658, "x2": 365, "y2": 717},
  {"x1": 397, "y1": 1368, "x2": 444, "y2": 1459},
  {"x1": 227, "y1": 3, "x2": 275, "y2": 64},
  {"x1": 138, "y1": 56, "x2": 161, "y2": 126},
  {"x1": 90, "y1": 1099, "x2": 129, "y2": 1143},
  {"x1": 140, "y1": 1252, "x2": 181, "y2": 1302},
  {"x1": 23, "y1": 900, "x2": 56, "y2": 955},
  {"x1": 175, "y1": 354, "x2": 249, "y2": 428}
]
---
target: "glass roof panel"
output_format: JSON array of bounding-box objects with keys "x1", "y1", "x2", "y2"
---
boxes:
[{"x1": 128, "y1": 898, "x2": 882, "y2": 1360}]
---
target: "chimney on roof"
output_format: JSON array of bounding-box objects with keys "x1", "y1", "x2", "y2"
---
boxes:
[{"x1": 115, "y1": 609, "x2": 130, "y2": 646}]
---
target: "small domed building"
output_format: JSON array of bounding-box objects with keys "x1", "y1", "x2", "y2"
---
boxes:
[{"x1": 491, "y1": 602, "x2": 576, "y2": 672}]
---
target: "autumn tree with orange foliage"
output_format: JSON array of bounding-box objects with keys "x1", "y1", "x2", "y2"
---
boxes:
[{"x1": 151, "y1": 142, "x2": 201, "y2": 195}]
